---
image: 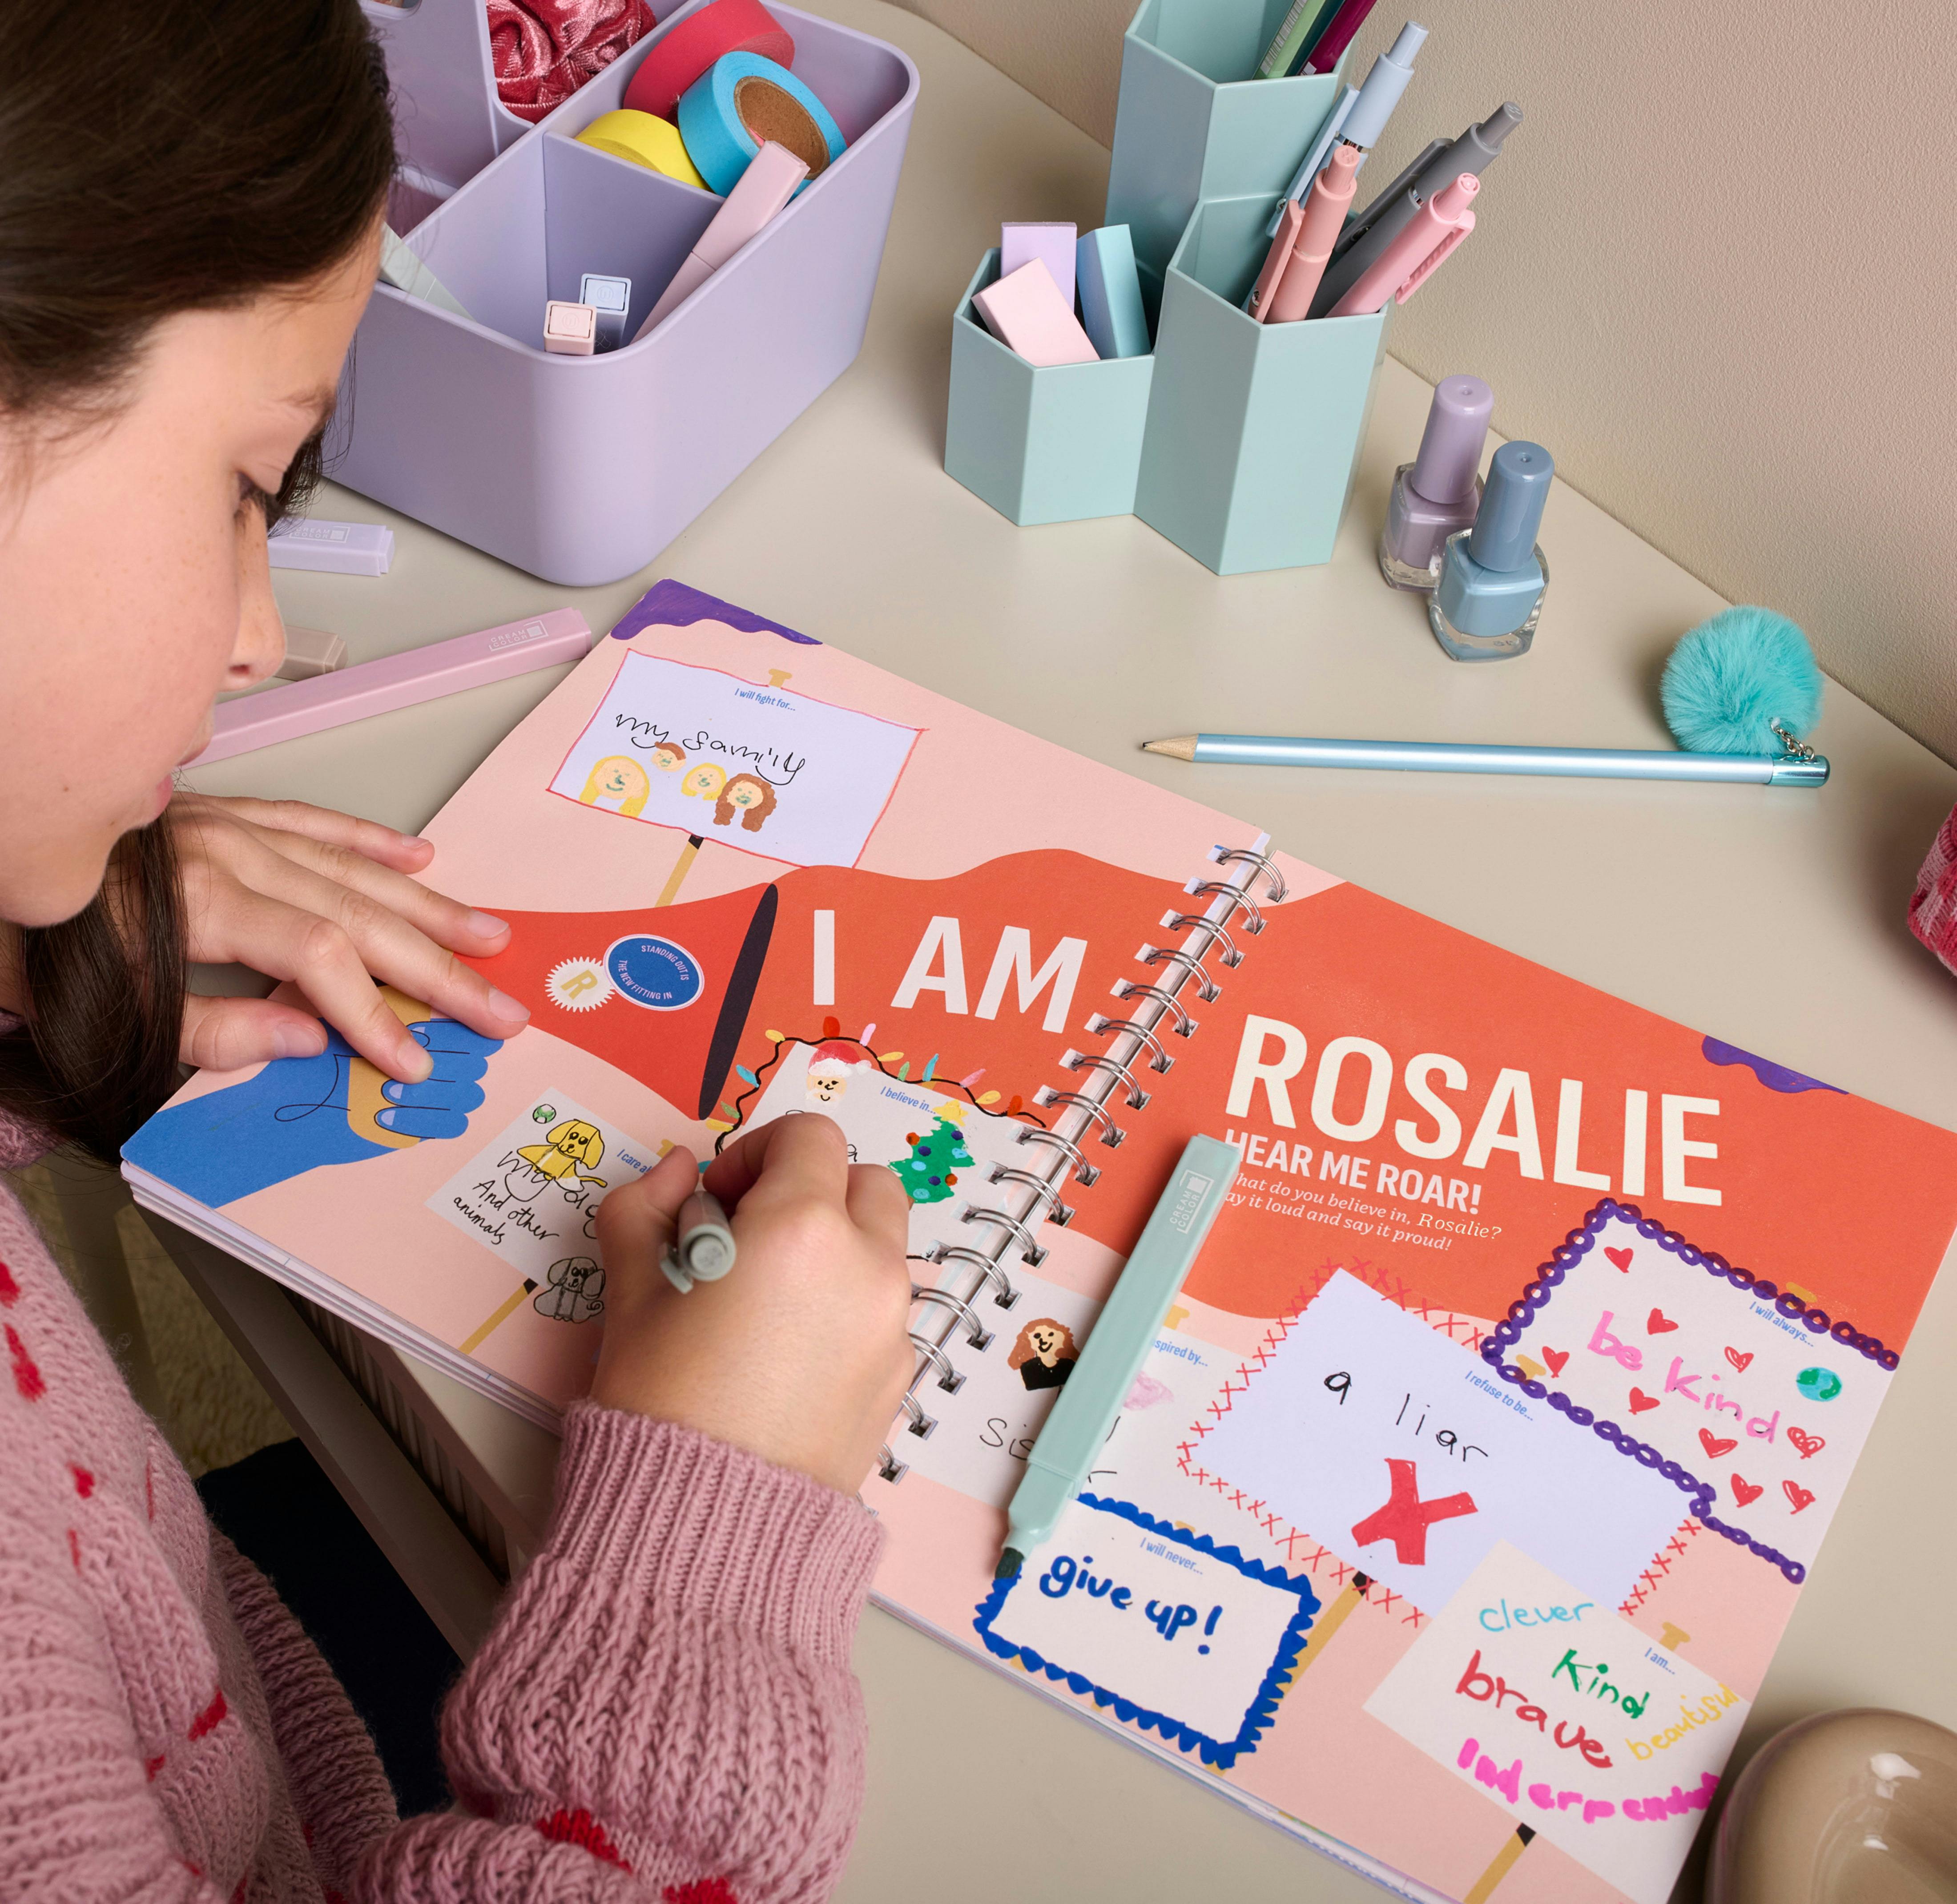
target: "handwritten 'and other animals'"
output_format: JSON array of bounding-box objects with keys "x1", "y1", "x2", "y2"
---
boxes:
[
  {"x1": 577, "y1": 756, "x2": 650, "y2": 817},
  {"x1": 1011, "y1": 1318, "x2": 1080, "y2": 1392},
  {"x1": 534, "y1": 1255, "x2": 606, "y2": 1323},
  {"x1": 516, "y1": 1118, "x2": 609, "y2": 1190},
  {"x1": 714, "y1": 771, "x2": 779, "y2": 833}
]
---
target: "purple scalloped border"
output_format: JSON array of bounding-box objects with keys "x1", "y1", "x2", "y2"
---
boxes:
[
  {"x1": 608, "y1": 578, "x2": 822, "y2": 646},
  {"x1": 1479, "y1": 1198, "x2": 1901, "y2": 1590}
]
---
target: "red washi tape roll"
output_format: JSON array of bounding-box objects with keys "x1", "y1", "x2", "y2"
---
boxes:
[{"x1": 623, "y1": 0, "x2": 795, "y2": 121}]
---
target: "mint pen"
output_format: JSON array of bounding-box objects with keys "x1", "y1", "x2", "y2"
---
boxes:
[
  {"x1": 995, "y1": 1137, "x2": 1240, "y2": 1578},
  {"x1": 1338, "y1": 21, "x2": 1427, "y2": 169}
]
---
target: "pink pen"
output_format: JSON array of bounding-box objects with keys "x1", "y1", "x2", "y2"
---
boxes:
[
  {"x1": 189, "y1": 609, "x2": 594, "y2": 766},
  {"x1": 1248, "y1": 200, "x2": 1306, "y2": 322},
  {"x1": 1267, "y1": 141, "x2": 1361, "y2": 323},
  {"x1": 1328, "y1": 173, "x2": 1477, "y2": 317}
]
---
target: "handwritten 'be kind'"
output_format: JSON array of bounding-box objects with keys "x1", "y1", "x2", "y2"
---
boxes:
[{"x1": 1582, "y1": 1310, "x2": 1820, "y2": 1516}]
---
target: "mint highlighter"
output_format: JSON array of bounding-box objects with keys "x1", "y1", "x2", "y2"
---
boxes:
[{"x1": 995, "y1": 1135, "x2": 1241, "y2": 1578}]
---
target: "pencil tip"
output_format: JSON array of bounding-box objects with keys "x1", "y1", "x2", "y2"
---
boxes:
[
  {"x1": 1142, "y1": 736, "x2": 1197, "y2": 762},
  {"x1": 995, "y1": 1549, "x2": 1023, "y2": 1580}
]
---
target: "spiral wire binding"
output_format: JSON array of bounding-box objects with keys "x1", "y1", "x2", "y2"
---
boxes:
[{"x1": 879, "y1": 837, "x2": 1285, "y2": 1484}]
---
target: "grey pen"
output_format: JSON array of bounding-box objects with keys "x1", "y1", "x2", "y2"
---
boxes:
[
  {"x1": 661, "y1": 1187, "x2": 739, "y2": 1293},
  {"x1": 1311, "y1": 102, "x2": 1522, "y2": 315},
  {"x1": 1327, "y1": 137, "x2": 1445, "y2": 257}
]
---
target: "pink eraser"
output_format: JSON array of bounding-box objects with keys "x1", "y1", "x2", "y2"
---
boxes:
[
  {"x1": 543, "y1": 301, "x2": 597, "y2": 355},
  {"x1": 639, "y1": 141, "x2": 809, "y2": 336},
  {"x1": 1001, "y1": 222, "x2": 1078, "y2": 311},
  {"x1": 970, "y1": 259, "x2": 1099, "y2": 368},
  {"x1": 191, "y1": 609, "x2": 594, "y2": 766}
]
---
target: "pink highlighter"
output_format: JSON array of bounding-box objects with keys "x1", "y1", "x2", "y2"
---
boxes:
[
  {"x1": 1268, "y1": 141, "x2": 1361, "y2": 323},
  {"x1": 189, "y1": 609, "x2": 594, "y2": 766},
  {"x1": 636, "y1": 141, "x2": 809, "y2": 339},
  {"x1": 1329, "y1": 173, "x2": 1478, "y2": 318}
]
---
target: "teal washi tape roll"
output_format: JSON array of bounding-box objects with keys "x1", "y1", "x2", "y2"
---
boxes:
[{"x1": 676, "y1": 52, "x2": 846, "y2": 198}]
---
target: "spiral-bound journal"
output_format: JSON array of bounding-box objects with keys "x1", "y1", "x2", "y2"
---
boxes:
[{"x1": 125, "y1": 582, "x2": 1957, "y2": 1904}]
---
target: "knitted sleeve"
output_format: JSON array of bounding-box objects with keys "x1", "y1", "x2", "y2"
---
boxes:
[{"x1": 354, "y1": 1406, "x2": 883, "y2": 1904}]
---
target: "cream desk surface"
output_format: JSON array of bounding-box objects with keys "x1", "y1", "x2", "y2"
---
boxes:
[{"x1": 172, "y1": 3, "x2": 1957, "y2": 1898}]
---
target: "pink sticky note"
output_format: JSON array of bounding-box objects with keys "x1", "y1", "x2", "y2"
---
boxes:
[
  {"x1": 1001, "y1": 221, "x2": 1078, "y2": 311},
  {"x1": 970, "y1": 259, "x2": 1099, "y2": 369}
]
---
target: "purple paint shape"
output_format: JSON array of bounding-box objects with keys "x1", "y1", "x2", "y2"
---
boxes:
[
  {"x1": 609, "y1": 578, "x2": 821, "y2": 645},
  {"x1": 1701, "y1": 1037, "x2": 1842, "y2": 1096},
  {"x1": 1001, "y1": 221, "x2": 1079, "y2": 312}
]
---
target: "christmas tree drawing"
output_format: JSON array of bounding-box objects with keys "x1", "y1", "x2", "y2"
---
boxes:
[{"x1": 891, "y1": 1112, "x2": 975, "y2": 1204}]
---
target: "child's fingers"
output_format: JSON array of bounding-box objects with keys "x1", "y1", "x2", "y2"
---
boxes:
[
  {"x1": 703, "y1": 1113, "x2": 851, "y2": 1213},
  {"x1": 595, "y1": 1147, "x2": 697, "y2": 1275},
  {"x1": 844, "y1": 1162, "x2": 911, "y2": 1255}
]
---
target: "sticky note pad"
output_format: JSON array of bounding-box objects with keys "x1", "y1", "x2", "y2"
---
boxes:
[
  {"x1": 970, "y1": 259, "x2": 1099, "y2": 369},
  {"x1": 1001, "y1": 222, "x2": 1078, "y2": 312},
  {"x1": 543, "y1": 300, "x2": 597, "y2": 356},
  {"x1": 1076, "y1": 224, "x2": 1149, "y2": 360}
]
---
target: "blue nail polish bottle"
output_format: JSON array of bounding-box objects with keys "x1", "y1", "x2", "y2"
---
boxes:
[{"x1": 1428, "y1": 440, "x2": 1553, "y2": 662}]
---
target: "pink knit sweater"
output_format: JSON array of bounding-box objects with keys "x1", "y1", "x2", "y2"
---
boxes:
[{"x1": 0, "y1": 1107, "x2": 882, "y2": 1903}]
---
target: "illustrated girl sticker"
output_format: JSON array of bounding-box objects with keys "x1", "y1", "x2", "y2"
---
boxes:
[
  {"x1": 805, "y1": 1038, "x2": 866, "y2": 1104},
  {"x1": 648, "y1": 740, "x2": 686, "y2": 774},
  {"x1": 1009, "y1": 1318, "x2": 1080, "y2": 1392},
  {"x1": 577, "y1": 756, "x2": 649, "y2": 817},
  {"x1": 534, "y1": 1256, "x2": 606, "y2": 1323},
  {"x1": 515, "y1": 1118, "x2": 609, "y2": 1191},
  {"x1": 714, "y1": 772, "x2": 779, "y2": 833},
  {"x1": 680, "y1": 762, "x2": 727, "y2": 803}
]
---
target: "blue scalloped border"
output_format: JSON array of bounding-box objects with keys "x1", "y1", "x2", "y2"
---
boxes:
[
  {"x1": 971, "y1": 1493, "x2": 1321, "y2": 1771},
  {"x1": 1480, "y1": 1197, "x2": 1902, "y2": 1589}
]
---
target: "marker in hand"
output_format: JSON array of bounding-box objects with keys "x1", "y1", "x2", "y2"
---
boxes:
[{"x1": 661, "y1": 1186, "x2": 738, "y2": 1293}]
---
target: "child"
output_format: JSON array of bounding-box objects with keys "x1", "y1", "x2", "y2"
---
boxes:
[{"x1": 0, "y1": 3, "x2": 913, "y2": 1896}]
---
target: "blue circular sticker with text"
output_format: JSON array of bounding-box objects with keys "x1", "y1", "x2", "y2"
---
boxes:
[{"x1": 604, "y1": 935, "x2": 705, "y2": 1011}]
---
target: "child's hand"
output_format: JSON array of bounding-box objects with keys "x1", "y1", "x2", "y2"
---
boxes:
[{"x1": 592, "y1": 1117, "x2": 915, "y2": 1495}]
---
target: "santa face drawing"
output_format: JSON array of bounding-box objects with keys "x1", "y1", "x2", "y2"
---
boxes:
[{"x1": 806, "y1": 1062, "x2": 851, "y2": 1103}]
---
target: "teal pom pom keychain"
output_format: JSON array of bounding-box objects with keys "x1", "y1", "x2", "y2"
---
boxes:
[{"x1": 1661, "y1": 605, "x2": 1823, "y2": 758}]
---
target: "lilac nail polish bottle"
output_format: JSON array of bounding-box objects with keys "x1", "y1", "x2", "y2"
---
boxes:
[{"x1": 1377, "y1": 375, "x2": 1494, "y2": 591}]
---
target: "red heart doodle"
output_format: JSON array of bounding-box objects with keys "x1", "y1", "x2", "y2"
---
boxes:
[
  {"x1": 1787, "y1": 1427, "x2": 1825, "y2": 1459},
  {"x1": 1783, "y1": 1480, "x2": 1816, "y2": 1513},
  {"x1": 1542, "y1": 1348, "x2": 1569, "y2": 1378},
  {"x1": 1731, "y1": 1475, "x2": 1763, "y2": 1507},
  {"x1": 1647, "y1": 1308, "x2": 1678, "y2": 1334},
  {"x1": 1699, "y1": 1430, "x2": 1738, "y2": 1460},
  {"x1": 1605, "y1": 1247, "x2": 1634, "y2": 1271},
  {"x1": 1628, "y1": 1388, "x2": 1659, "y2": 1414},
  {"x1": 1723, "y1": 1347, "x2": 1754, "y2": 1374}
]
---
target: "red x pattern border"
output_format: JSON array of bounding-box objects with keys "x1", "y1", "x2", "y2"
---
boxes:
[{"x1": 1174, "y1": 1259, "x2": 1495, "y2": 1632}]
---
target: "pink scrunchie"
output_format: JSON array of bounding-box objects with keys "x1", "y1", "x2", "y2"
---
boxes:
[
  {"x1": 488, "y1": 0, "x2": 660, "y2": 124},
  {"x1": 1909, "y1": 803, "x2": 1957, "y2": 976}
]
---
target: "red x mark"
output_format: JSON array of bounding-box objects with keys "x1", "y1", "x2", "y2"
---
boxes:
[{"x1": 1349, "y1": 1459, "x2": 1478, "y2": 1565}]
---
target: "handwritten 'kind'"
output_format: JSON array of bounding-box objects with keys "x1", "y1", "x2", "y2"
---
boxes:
[{"x1": 1588, "y1": 1311, "x2": 1779, "y2": 1442}]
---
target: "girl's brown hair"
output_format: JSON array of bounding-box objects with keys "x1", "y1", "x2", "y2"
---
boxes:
[{"x1": 0, "y1": 0, "x2": 396, "y2": 1160}]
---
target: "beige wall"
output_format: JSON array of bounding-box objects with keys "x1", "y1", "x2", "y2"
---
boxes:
[{"x1": 895, "y1": 0, "x2": 1957, "y2": 762}]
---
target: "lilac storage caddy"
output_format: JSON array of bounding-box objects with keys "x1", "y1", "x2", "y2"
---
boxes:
[{"x1": 342, "y1": 0, "x2": 919, "y2": 585}]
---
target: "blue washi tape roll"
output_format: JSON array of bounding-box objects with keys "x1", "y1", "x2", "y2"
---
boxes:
[{"x1": 676, "y1": 52, "x2": 846, "y2": 198}]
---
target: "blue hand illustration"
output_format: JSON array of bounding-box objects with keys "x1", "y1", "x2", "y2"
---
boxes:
[{"x1": 125, "y1": 1017, "x2": 503, "y2": 1209}]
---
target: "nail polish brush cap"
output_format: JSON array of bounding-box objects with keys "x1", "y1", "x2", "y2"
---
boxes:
[
  {"x1": 1409, "y1": 375, "x2": 1493, "y2": 506},
  {"x1": 1467, "y1": 440, "x2": 1554, "y2": 571}
]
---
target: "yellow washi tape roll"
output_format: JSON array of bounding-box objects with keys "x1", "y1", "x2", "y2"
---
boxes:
[{"x1": 575, "y1": 110, "x2": 709, "y2": 190}]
